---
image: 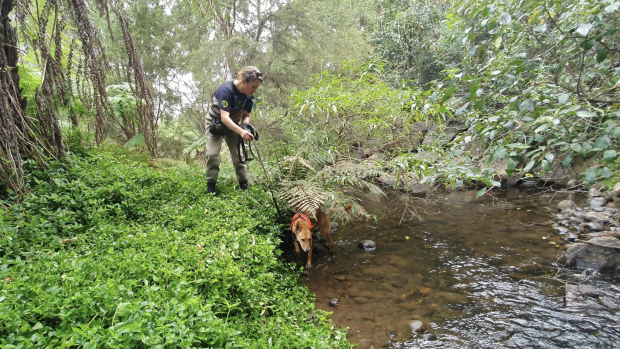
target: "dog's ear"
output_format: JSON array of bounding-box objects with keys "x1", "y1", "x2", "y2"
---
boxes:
[{"x1": 292, "y1": 221, "x2": 300, "y2": 234}]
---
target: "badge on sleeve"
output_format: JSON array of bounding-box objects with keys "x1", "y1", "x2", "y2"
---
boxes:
[{"x1": 222, "y1": 100, "x2": 229, "y2": 108}]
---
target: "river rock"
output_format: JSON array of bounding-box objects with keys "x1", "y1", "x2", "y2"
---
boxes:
[
  {"x1": 611, "y1": 182, "x2": 620, "y2": 198},
  {"x1": 564, "y1": 284, "x2": 607, "y2": 311},
  {"x1": 409, "y1": 320, "x2": 427, "y2": 333},
  {"x1": 557, "y1": 236, "x2": 620, "y2": 271},
  {"x1": 566, "y1": 179, "x2": 579, "y2": 189},
  {"x1": 330, "y1": 222, "x2": 339, "y2": 232},
  {"x1": 422, "y1": 333, "x2": 437, "y2": 341},
  {"x1": 583, "y1": 222, "x2": 605, "y2": 231},
  {"x1": 589, "y1": 188, "x2": 605, "y2": 199},
  {"x1": 353, "y1": 296, "x2": 369, "y2": 304},
  {"x1": 558, "y1": 200, "x2": 577, "y2": 212},
  {"x1": 358, "y1": 240, "x2": 377, "y2": 252},
  {"x1": 566, "y1": 232, "x2": 580, "y2": 242},
  {"x1": 589, "y1": 197, "x2": 607, "y2": 208},
  {"x1": 569, "y1": 216, "x2": 583, "y2": 225},
  {"x1": 552, "y1": 225, "x2": 569, "y2": 234},
  {"x1": 427, "y1": 291, "x2": 468, "y2": 305},
  {"x1": 584, "y1": 212, "x2": 609, "y2": 224},
  {"x1": 573, "y1": 211, "x2": 586, "y2": 219}
]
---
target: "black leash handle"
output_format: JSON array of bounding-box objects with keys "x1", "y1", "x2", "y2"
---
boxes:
[{"x1": 237, "y1": 123, "x2": 259, "y2": 164}]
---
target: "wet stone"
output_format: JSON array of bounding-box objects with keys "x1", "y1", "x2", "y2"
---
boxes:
[
  {"x1": 589, "y1": 188, "x2": 605, "y2": 199},
  {"x1": 566, "y1": 232, "x2": 580, "y2": 242},
  {"x1": 409, "y1": 320, "x2": 427, "y2": 333},
  {"x1": 558, "y1": 200, "x2": 577, "y2": 212},
  {"x1": 422, "y1": 333, "x2": 437, "y2": 341},
  {"x1": 358, "y1": 240, "x2": 377, "y2": 252},
  {"x1": 566, "y1": 179, "x2": 579, "y2": 189},
  {"x1": 573, "y1": 211, "x2": 586, "y2": 219},
  {"x1": 419, "y1": 287, "x2": 433, "y2": 296},
  {"x1": 569, "y1": 216, "x2": 583, "y2": 225},
  {"x1": 583, "y1": 222, "x2": 605, "y2": 231},
  {"x1": 354, "y1": 297, "x2": 369, "y2": 304},
  {"x1": 553, "y1": 225, "x2": 569, "y2": 234},
  {"x1": 334, "y1": 275, "x2": 347, "y2": 281},
  {"x1": 589, "y1": 197, "x2": 608, "y2": 208},
  {"x1": 584, "y1": 212, "x2": 609, "y2": 224}
]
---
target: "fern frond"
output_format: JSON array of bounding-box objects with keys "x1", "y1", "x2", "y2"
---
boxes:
[
  {"x1": 277, "y1": 180, "x2": 329, "y2": 214},
  {"x1": 278, "y1": 156, "x2": 317, "y2": 179}
]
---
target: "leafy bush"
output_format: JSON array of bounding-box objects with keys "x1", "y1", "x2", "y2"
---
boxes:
[
  {"x1": 442, "y1": 0, "x2": 620, "y2": 182},
  {"x1": 0, "y1": 152, "x2": 349, "y2": 348}
]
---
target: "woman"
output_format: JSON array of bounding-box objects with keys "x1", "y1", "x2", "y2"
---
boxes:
[{"x1": 205, "y1": 66, "x2": 263, "y2": 194}]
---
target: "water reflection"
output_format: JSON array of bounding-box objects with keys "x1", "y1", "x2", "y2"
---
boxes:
[{"x1": 302, "y1": 189, "x2": 620, "y2": 348}]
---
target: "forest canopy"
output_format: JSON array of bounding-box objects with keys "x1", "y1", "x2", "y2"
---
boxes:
[{"x1": 1, "y1": 0, "x2": 619, "y2": 198}]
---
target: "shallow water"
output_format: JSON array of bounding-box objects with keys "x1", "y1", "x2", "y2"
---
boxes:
[{"x1": 301, "y1": 189, "x2": 620, "y2": 349}]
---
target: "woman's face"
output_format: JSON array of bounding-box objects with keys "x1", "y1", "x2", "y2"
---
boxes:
[{"x1": 243, "y1": 79, "x2": 261, "y2": 96}]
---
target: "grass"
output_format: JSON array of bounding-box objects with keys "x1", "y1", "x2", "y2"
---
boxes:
[{"x1": 0, "y1": 150, "x2": 350, "y2": 348}]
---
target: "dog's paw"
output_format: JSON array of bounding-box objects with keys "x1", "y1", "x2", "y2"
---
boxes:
[{"x1": 305, "y1": 263, "x2": 312, "y2": 269}]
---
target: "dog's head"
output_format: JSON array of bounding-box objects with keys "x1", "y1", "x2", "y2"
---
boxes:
[{"x1": 291, "y1": 220, "x2": 313, "y2": 252}]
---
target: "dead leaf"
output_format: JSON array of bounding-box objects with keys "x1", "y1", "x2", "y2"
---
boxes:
[{"x1": 62, "y1": 237, "x2": 78, "y2": 244}]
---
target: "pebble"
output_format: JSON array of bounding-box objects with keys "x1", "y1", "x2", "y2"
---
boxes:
[
  {"x1": 422, "y1": 333, "x2": 437, "y2": 341},
  {"x1": 589, "y1": 197, "x2": 607, "y2": 208},
  {"x1": 558, "y1": 200, "x2": 577, "y2": 212},
  {"x1": 583, "y1": 222, "x2": 605, "y2": 231},
  {"x1": 409, "y1": 320, "x2": 427, "y2": 333},
  {"x1": 589, "y1": 188, "x2": 605, "y2": 198},
  {"x1": 353, "y1": 297, "x2": 369, "y2": 304},
  {"x1": 358, "y1": 240, "x2": 377, "y2": 252},
  {"x1": 566, "y1": 232, "x2": 580, "y2": 242},
  {"x1": 584, "y1": 212, "x2": 609, "y2": 224}
]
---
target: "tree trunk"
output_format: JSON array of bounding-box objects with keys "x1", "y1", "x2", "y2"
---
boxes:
[{"x1": 0, "y1": 0, "x2": 27, "y2": 195}]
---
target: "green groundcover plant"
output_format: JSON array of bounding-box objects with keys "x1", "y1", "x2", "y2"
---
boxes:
[{"x1": 0, "y1": 152, "x2": 349, "y2": 348}]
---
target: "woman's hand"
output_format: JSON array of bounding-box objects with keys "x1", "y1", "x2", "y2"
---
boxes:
[{"x1": 240, "y1": 129, "x2": 255, "y2": 141}]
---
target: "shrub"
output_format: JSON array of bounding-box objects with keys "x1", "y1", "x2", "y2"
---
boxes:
[{"x1": 0, "y1": 152, "x2": 349, "y2": 348}]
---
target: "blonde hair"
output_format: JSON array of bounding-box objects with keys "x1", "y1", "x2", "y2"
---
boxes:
[{"x1": 236, "y1": 66, "x2": 263, "y2": 83}]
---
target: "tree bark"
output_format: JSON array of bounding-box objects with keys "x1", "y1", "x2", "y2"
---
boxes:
[{"x1": 0, "y1": 0, "x2": 26, "y2": 195}]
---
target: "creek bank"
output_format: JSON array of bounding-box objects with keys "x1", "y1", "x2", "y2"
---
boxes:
[
  {"x1": 363, "y1": 120, "x2": 616, "y2": 194},
  {"x1": 556, "y1": 183, "x2": 620, "y2": 272}
]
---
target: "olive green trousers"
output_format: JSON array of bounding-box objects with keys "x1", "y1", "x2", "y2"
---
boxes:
[{"x1": 205, "y1": 115, "x2": 248, "y2": 184}]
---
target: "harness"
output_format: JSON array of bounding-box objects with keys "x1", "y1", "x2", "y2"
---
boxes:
[
  {"x1": 290, "y1": 213, "x2": 313, "y2": 232},
  {"x1": 237, "y1": 123, "x2": 259, "y2": 164}
]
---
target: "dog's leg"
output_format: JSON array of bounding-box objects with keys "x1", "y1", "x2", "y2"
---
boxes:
[
  {"x1": 316, "y1": 208, "x2": 334, "y2": 251},
  {"x1": 306, "y1": 240, "x2": 312, "y2": 268},
  {"x1": 294, "y1": 241, "x2": 301, "y2": 255}
]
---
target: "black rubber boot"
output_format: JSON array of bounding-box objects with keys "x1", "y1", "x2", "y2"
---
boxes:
[
  {"x1": 207, "y1": 182, "x2": 216, "y2": 194},
  {"x1": 239, "y1": 181, "x2": 248, "y2": 191}
]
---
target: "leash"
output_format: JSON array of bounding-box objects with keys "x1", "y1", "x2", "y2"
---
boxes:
[
  {"x1": 238, "y1": 123, "x2": 283, "y2": 219},
  {"x1": 237, "y1": 123, "x2": 259, "y2": 164}
]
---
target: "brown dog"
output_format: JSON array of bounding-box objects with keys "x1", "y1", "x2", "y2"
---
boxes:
[{"x1": 290, "y1": 208, "x2": 334, "y2": 268}]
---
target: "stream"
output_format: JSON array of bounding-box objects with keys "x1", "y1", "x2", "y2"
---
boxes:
[{"x1": 300, "y1": 188, "x2": 620, "y2": 348}]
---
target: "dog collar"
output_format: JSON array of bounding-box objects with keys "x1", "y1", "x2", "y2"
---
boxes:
[{"x1": 290, "y1": 212, "x2": 312, "y2": 231}]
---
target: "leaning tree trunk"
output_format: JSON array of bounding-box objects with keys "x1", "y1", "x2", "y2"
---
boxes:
[
  {"x1": 1, "y1": 0, "x2": 29, "y2": 196},
  {"x1": 112, "y1": 6, "x2": 158, "y2": 158}
]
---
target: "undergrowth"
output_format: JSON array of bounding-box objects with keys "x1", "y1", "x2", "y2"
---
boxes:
[{"x1": 0, "y1": 151, "x2": 349, "y2": 348}]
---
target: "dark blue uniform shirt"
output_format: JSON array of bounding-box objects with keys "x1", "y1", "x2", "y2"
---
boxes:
[{"x1": 213, "y1": 80, "x2": 254, "y2": 113}]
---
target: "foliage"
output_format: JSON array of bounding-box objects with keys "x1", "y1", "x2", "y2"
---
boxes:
[
  {"x1": 437, "y1": 0, "x2": 619, "y2": 182},
  {"x1": 370, "y1": 0, "x2": 457, "y2": 88},
  {"x1": 288, "y1": 61, "x2": 416, "y2": 148},
  {"x1": 0, "y1": 152, "x2": 350, "y2": 347}
]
